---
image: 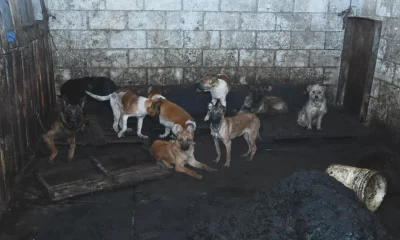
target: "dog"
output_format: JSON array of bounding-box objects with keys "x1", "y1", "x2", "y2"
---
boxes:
[
  {"x1": 151, "y1": 124, "x2": 217, "y2": 179},
  {"x1": 196, "y1": 71, "x2": 230, "y2": 121},
  {"x1": 237, "y1": 85, "x2": 288, "y2": 116},
  {"x1": 85, "y1": 89, "x2": 161, "y2": 139},
  {"x1": 147, "y1": 86, "x2": 197, "y2": 139},
  {"x1": 207, "y1": 101, "x2": 261, "y2": 168},
  {"x1": 42, "y1": 95, "x2": 86, "y2": 164},
  {"x1": 297, "y1": 84, "x2": 327, "y2": 130}
]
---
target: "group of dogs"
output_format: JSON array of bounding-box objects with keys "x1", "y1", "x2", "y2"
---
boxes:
[{"x1": 42, "y1": 72, "x2": 328, "y2": 179}]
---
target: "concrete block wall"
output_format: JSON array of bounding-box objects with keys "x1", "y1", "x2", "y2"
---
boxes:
[
  {"x1": 360, "y1": 0, "x2": 400, "y2": 133},
  {"x1": 46, "y1": 0, "x2": 354, "y2": 100}
]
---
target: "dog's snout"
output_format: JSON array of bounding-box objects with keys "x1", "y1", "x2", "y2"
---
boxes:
[
  {"x1": 315, "y1": 95, "x2": 319, "y2": 99},
  {"x1": 180, "y1": 142, "x2": 190, "y2": 151}
]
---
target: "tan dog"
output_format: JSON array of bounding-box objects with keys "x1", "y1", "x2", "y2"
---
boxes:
[
  {"x1": 196, "y1": 71, "x2": 230, "y2": 121},
  {"x1": 151, "y1": 124, "x2": 217, "y2": 179},
  {"x1": 85, "y1": 89, "x2": 161, "y2": 139},
  {"x1": 207, "y1": 101, "x2": 261, "y2": 168},
  {"x1": 147, "y1": 86, "x2": 196, "y2": 138}
]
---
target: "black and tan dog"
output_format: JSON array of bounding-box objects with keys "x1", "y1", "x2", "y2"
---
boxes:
[
  {"x1": 151, "y1": 124, "x2": 217, "y2": 179},
  {"x1": 237, "y1": 85, "x2": 288, "y2": 116},
  {"x1": 42, "y1": 95, "x2": 86, "y2": 164},
  {"x1": 207, "y1": 101, "x2": 261, "y2": 168}
]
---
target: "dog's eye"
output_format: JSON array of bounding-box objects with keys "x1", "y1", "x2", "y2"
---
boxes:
[
  {"x1": 318, "y1": 91, "x2": 321, "y2": 94},
  {"x1": 68, "y1": 111, "x2": 72, "y2": 115},
  {"x1": 76, "y1": 112, "x2": 80, "y2": 116},
  {"x1": 312, "y1": 91, "x2": 315, "y2": 94}
]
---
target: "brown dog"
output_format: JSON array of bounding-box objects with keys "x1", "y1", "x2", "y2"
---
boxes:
[
  {"x1": 86, "y1": 89, "x2": 161, "y2": 139},
  {"x1": 43, "y1": 95, "x2": 86, "y2": 164},
  {"x1": 148, "y1": 86, "x2": 196, "y2": 138},
  {"x1": 151, "y1": 124, "x2": 217, "y2": 179},
  {"x1": 207, "y1": 101, "x2": 261, "y2": 168}
]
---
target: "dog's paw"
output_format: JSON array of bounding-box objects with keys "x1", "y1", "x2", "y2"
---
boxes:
[
  {"x1": 204, "y1": 116, "x2": 209, "y2": 122},
  {"x1": 127, "y1": 128, "x2": 132, "y2": 132},
  {"x1": 117, "y1": 132, "x2": 125, "y2": 138},
  {"x1": 245, "y1": 156, "x2": 253, "y2": 162},
  {"x1": 159, "y1": 134, "x2": 168, "y2": 138},
  {"x1": 208, "y1": 167, "x2": 218, "y2": 172},
  {"x1": 113, "y1": 126, "x2": 119, "y2": 133},
  {"x1": 307, "y1": 126, "x2": 312, "y2": 130},
  {"x1": 196, "y1": 175, "x2": 203, "y2": 180},
  {"x1": 241, "y1": 153, "x2": 249, "y2": 158},
  {"x1": 223, "y1": 163, "x2": 230, "y2": 168},
  {"x1": 138, "y1": 134, "x2": 149, "y2": 139},
  {"x1": 212, "y1": 157, "x2": 220, "y2": 163}
]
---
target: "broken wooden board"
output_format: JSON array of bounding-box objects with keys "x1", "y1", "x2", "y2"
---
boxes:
[{"x1": 35, "y1": 144, "x2": 171, "y2": 201}]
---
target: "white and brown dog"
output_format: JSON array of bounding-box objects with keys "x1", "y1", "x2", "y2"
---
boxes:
[
  {"x1": 147, "y1": 86, "x2": 196, "y2": 139},
  {"x1": 151, "y1": 124, "x2": 217, "y2": 179},
  {"x1": 196, "y1": 71, "x2": 230, "y2": 121},
  {"x1": 297, "y1": 84, "x2": 327, "y2": 130},
  {"x1": 85, "y1": 89, "x2": 161, "y2": 139}
]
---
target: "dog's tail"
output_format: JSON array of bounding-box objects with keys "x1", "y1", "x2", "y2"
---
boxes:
[{"x1": 85, "y1": 91, "x2": 111, "y2": 101}]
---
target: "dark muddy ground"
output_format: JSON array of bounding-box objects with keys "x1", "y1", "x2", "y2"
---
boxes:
[{"x1": 0, "y1": 135, "x2": 400, "y2": 240}]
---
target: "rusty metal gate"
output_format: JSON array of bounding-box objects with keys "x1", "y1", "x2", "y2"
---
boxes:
[{"x1": 0, "y1": 0, "x2": 55, "y2": 213}]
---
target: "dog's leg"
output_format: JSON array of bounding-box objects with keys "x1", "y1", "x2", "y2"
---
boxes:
[
  {"x1": 241, "y1": 133, "x2": 252, "y2": 158},
  {"x1": 67, "y1": 136, "x2": 76, "y2": 162},
  {"x1": 204, "y1": 99, "x2": 217, "y2": 121},
  {"x1": 212, "y1": 136, "x2": 221, "y2": 163},
  {"x1": 306, "y1": 112, "x2": 313, "y2": 130},
  {"x1": 317, "y1": 114, "x2": 324, "y2": 130},
  {"x1": 42, "y1": 129, "x2": 59, "y2": 164},
  {"x1": 175, "y1": 164, "x2": 202, "y2": 179},
  {"x1": 112, "y1": 109, "x2": 121, "y2": 133},
  {"x1": 118, "y1": 115, "x2": 129, "y2": 138},
  {"x1": 159, "y1": 127, "x2": 171, "y2": 138},
  {"x1": 161, "y1": 160, "x2": 174, "y2": 169},
  {"x1": 223, "y1": 140, "x2": 232, "y2": 168},
  {"x1": 119, "y1": 117, "x2": 132, "y2": 132},
  {"x1": 188, "y1": 155, "x2": 217, "y2": 172},
  {"x1": 135, "y1": 117, "x2": 148, "y2": 139},
  {"x1": 247, "y1": 132, "x2": 258, "y2": 161}
]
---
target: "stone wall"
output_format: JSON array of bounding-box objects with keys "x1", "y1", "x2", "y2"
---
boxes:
[
  {"x1": 45, "y1": 0, "x2": 354, "y2": 98},
  {"x1": 361, "y1": 0, "x2": 400, "y2": 133}
]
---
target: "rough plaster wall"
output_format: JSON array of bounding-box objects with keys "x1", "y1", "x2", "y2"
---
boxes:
[
  {"x1": 45, "y1": 0, "x2": 354, "y2": 99},
  {"x1": 360, "y1": 0, "x2": 400, "y2": 132}
]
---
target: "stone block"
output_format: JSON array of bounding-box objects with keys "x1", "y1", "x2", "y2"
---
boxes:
[
  {"x1": 257, "y1": 32, "x2": 290, "y2": 49},
  {"x1": 323, "y1": 67, "x2": 340, "y2": 85},
  {"x1": 106, "y1": 0, "x2": 143, "y2": 10},
  {"x1": 109, "y1": 31, "x2": 146, "y2": 48},
  {"x1": 128, "y1": 12, "x2": 166, "y2": 30},
  {"x1": 311, "y1": 13, "x2": 343, "y2": 31},
  {"x1": 46, "y1": 0, "x2": 68, "y2": 10},
  {"x1": 204, "y1": 13, "x2": 240, "y2": 30},
  {"x1": 165, "y1": 49, "x2": 202, "y2": 67},
  {"x1": 256, "y1": 50, "x2": 274, "y2": 67},
  {"x1": 384, "y1": 40, "x2": 400, "y2": 64},
  {"x1": 70, "y1": 0, "x2": 105, "y2": 10},
  {"x1": 145, "y1": 0, "x2": 181, "y2": 10},
  {"x1": 256, "y1": 68, "x2": 290, "y2": 84},
  {"x1": 325, "y1": 31, "x2": 344, "y2": 50},
  {"x1": 239, "y1": 50, "x2": 256, "y2": 67},
  {"x1": 184, "y1": 67, "x2": 256, "y2": 84},
  {"x1": 54, "y1": 49, "x2": 91, "y2": 68},
  {"x1": 70, "y1": 68, "x2": 111, "y2": 79},
  {"x1": 55, "y1": 68, "x2": 71, "y2": 82},
  {"x1": 183, "y1": 31, "x2": 220, "y2": 49},
  {"x1": 90, "y1": 50, "x2": 128, "y2": 68},
  {"x1": 51, "y1": 30, "x2": 70, "y2": 49},
  {"x1": 49, "y1": 11, "x2": 87, "y2": 30},
  {"x1": 110, "y1": 68, "x2": 147, "y2": 85},
  {"x1": 89, "y1": 11, "x2": 126, "y2": 29},
  {"x1": 394, "y1": 66, "x2": 400, "y2": 87},
  {"x1": 147, "y1": 31, "x2": 184, "y2": 48},
  {"x1": 183, "y1": 0, "x2": 219, "y2": 11},
  {"x1": 291, "y1": 31, "x2": 325, "y2": 49},
  {"x1": 203, "y1": 50, "x2": 238, "y2": 67},
  {"x1": 148, "y1": 68, "x2": 183, "y2": 85},
  {"x1": 129, "y1": 49, "x2": 165, "y2": 67},
  {"x1": 275, "y1": 50, "x2": 309, "y2": 67},
  {"x1": 258, "y1": 0, "x2": 293, "y2": 12},
  {"x1": 167, "y1": 12, "x2": 203, "y2": 30},
  {"x1": 290, "y1": 68, "x2": 324, "y2": 84},
  {"x1": 309, "y1": 50, "x2": 341, "y2": 67},
  {"x1": 241, "y1": 13, "x2": 275, "y2": 30},
  {"x1": 377, "y1": 38, "x2": 387, "y2": 59},
  {"x1": 221, "y1": 31, "x2": 256, "y2": 49},
  {"x1": 370, "y1": 78, "x2": 380, "y2": 98},
  {"x1": 382, "y1": 18, "x2": 400, "y2": 39},
  {"x1": 276, "y1": 13, "x2": 311, "y2": 30},
  {"x1": 329, "y1": 0, "x2": 351, "y2": 13},
  {"x1": 374, "y1": 59, "x2": 395, "y2": 82},
  {"x1": 220, "y1": 0, "x2": 257, "y2": 12},
  {"x1": 376, "y1": 0, "x2": 393, "y2": 17},
  {"x1": 393, "y1": 1, "x2": 400, "y2": 17},
  {"x1": 69, "y1": 30, "x2": 108, "y2": 49},
  {"x1": 294, "y1": 0, "x2": 329, "y2": 12}
]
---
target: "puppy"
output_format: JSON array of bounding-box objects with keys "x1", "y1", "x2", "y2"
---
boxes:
[
  {"x1": 148, "y1": 86, "x2": 196, "y2": 139},
  {"x1": 151, "y1": 124, "x2": 217, "y2": 179},
  {"x1": 85, "y1": 89, "x2": 161, "y2": 139},
  {"x1": 237, "y1": 85, "x2": 288, "y2": 116},
  {"x1": 196, "y1": 71, "x2": 230, "y2": 121},
  {"x1": 297, "y1": 84, "x2": 327, "y2": 130},
  {"x1": 207, "y1": 101, "x2": 261, "y2": 168},
  {"x1": 42, "y1": 95, "x2": 86, "y2": 164}
]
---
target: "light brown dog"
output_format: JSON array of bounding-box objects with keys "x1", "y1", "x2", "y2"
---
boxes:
[
  {"x1": 86, "y1": 89, "x2": 161, "y2": 139},
  {"x1": 207, "y1": 101, "x2": 261, "y2": 168},
  {"x1": 151, "y1": 124, "x2": 217, "y2": 179},
  {"x1": 148, "y1": 86, "x2": 196, "y2": 139}
]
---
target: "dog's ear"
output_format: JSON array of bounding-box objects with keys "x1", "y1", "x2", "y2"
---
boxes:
[
  {"x1": 79, "y1": 96, "x2": 86, "y2": 109},
  {"x1": 205, "y1": 70, "x2": 213, "y2": 77},
  {"x1": 305, "y1": 85, "x2": 313, "y2": 94},
  {"x1": 61, "y1": 95, "x2": 70, "y2": 108},
  {"x1": 264, "y1": 86, "x2": 273, "y2": 92},
  {"x1": 207, "y1": 102, "x2": 214, "y2": 110},
  {"x1": 320, "y1": 85, "x2": 326, "y2": 93},
  {"x1": 172, "y1": 124, "x2": 183, "y2": 136},
  {"x1": 147, "y1": 86, "x2": 153, "y2": 94},
  {"x1": 187, "y1": 124, "x2": 195, "y2": 134}
]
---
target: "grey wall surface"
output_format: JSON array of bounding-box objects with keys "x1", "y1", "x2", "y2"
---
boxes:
[{"x1": 45, "y1": 0, "x2": 355, "y2": 100}]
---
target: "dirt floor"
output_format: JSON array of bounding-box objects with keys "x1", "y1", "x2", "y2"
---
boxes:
[{"x1": 0, "y1": 133, "x2": 400, "y2": 240}]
